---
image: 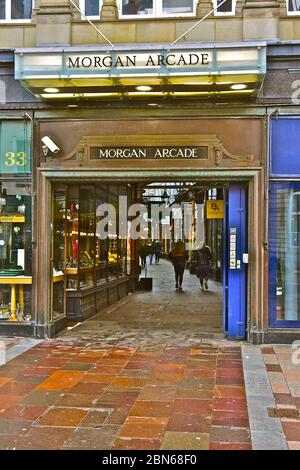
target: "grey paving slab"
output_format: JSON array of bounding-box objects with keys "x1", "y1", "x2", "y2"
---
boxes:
[
  {"x1": 251, "y1": 431, "x2": 289, "y2": 451},
  {"x1": 0, "y1": 338, "x2": 42, "y2": 365},
  {"x1": 242, "y1": 345, "x2": 288, "y2": 450}
]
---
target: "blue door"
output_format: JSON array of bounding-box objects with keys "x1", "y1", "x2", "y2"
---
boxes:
[{"x1": 223, "y1": 184, "x2": 248, "y2": 340}]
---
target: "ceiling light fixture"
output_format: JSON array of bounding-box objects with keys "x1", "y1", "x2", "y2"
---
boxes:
[
  {"x1": 136, "y1": 85, "x2": 152, "y2": 91},
  {"x1": 43, "y1": 87, "x2": 60, "y2": 93},
  {"x1": 230, "y1": 84, "x2": 247, "y2": 90}
]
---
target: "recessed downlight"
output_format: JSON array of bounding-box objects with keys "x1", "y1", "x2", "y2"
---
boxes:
[
  {"x1": 136, "y1": 85, "x2": 152, "y2": 92},
  {"x1": 44, "y1": 87, "x2": 60, "y2": 93},
  {"x1": 230, "y1": 84, "x2": 247, "y2": 90}
]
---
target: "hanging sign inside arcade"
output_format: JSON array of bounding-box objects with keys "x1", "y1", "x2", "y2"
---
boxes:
[
  {"x1": 206, "y1": 200, "x2": 224, "y2": 219},
  {"x1": 90, "y1": 146, "x2": 209, "y2": 160}
]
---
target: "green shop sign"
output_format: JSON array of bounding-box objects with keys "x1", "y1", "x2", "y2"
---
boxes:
[{"x1": 0, "y1": 121, "x2": 31, "y2": 175}]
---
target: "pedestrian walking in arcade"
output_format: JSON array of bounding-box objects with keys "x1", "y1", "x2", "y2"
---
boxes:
[
  {"x1": 197, "y1": 242, "x2": 212, "y2": 291},
  {"x1": 155, "y1": 241, "x2": 162, "y2": 264},
  {"x1": 168, "y1": 241, "x2": 189, "y2": 290}
]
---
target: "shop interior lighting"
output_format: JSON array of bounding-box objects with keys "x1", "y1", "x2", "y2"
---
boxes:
[
  {"x1": 230, "y1": 84, "x2": 248, "y2": 90},
  {"x1": 136, "y1": 86, "x2": 152, "y2": 91},
  {"x1": 43, "y1": 87, "x2": 60, "y2": 93}
]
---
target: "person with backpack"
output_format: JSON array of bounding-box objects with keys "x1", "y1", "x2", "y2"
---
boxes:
[
  {"x1": 197, "y1": 242, "x2": 212, "y2": 291},
  {"x1": 168, "y1": 241, "x2": 189, "y2": 290}
]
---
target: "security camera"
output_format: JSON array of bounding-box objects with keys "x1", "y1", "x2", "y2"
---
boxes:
[{"x1": 41, "y1": 136, "x2": 60, "y2": 154}]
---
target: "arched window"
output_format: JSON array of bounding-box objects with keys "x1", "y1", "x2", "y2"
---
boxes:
[
  {"x1": 287, "y1": 0, "x2": 300, "y2": 14},
  {"x1": 0, "y1": 0, "x2": 32, "y2": 21}
]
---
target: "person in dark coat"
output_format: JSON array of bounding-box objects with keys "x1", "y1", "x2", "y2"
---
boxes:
[
  {"x1": 138, "y1": 244, "x2": 150, "y2": 268},
  {"x1": 155, "y1": 241, "x2": 162, "y2": 264},
  {"x1": 197, "y1": 242, "x2": 212, "y2": 290},
  {"x1": 168, "y1": 241, "x2": 188, "y2": 290}
]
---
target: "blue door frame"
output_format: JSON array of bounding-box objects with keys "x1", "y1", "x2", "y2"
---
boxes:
[{"x1": 223, "y1": 184, "x2": 248, "y2": 340}]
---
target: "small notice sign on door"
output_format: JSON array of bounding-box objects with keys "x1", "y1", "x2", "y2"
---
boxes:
[{"x1": 206, "y1": 200, "x2": 224, "y2": 219}]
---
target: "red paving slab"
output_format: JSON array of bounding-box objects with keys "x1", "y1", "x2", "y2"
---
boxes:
[
  {"x1": 0, "y1": 341, "x2": 252, "y2": 450},
  {"x1": 262, "y1": 345, "x2": 300, "y2": 448}
]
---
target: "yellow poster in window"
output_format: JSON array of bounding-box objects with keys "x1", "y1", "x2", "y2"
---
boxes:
[{"x1": 206, "y1": 200, "x2": 224, "y2": 219}]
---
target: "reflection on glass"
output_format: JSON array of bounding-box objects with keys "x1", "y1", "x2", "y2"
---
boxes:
[
  {"x1": 96, "y1": 185, "x2": 109, "y2": 286},
  {"x1": 78, "y1": 185, "x2": 95, "y2": 290},
  {"x1": 52, "y1": 189, "x2": 65, "y2": 318},
  {"x1": 270, "y1": 182, "x2": 300, "y2": 322},
  {"x1": 162, "y1": 0, "x2": 193, "y2": 14},
  {"x1": 11, "y1": 0, "x2": 32, "y2": 19},
  {"x1": 0, "y1": 1, "x2": 5, "y2": 19},
  {"x1": 289, "y1": 0, "x2": 300, "y2": 12},
  {"x1": 122, "y1": 0, "x2": 153, "y2": 15},
  {"x1": 85, "y1": 0, "x2": 99, "y2": 16},
  {"x1": 217, "y1": 0, "x2": 233, "y2": 13}
]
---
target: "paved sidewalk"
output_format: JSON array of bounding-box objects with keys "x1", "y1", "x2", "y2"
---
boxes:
[
  {"x1": 0, "y1": 337, "x2": 41, "y2": 365},
  {"x1": 0, "y1": 341, "x2": 251, "y2": 450},
  {"x1": 0, "y1": 261, "x2": 298, "y2": 450},
  {"x1": 261, "y1": 345, "x2": 300, "y2": 450}
]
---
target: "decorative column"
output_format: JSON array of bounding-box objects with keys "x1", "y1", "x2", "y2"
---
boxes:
[
  {"x1": 277, "y1": 0, "x2": 288, "y2": 16},
  {"x1": 236, "y1": 0, "x2": 245, "y2": 15},
  {"x1": 10, "y1": 285, "x2": 17, "y2": 321},
  {"x1": 242, "y1": 1, "x2": 280, "y2": 40},
  {"x1": 100, "y1": 0, "x2": 119, "y2": 20},
  {"x1": 196, "y1": 0, "x2": 214, "y2": 16},
  {"x1": 35, "y1": 0, "x2": 73, "y2": 46}
]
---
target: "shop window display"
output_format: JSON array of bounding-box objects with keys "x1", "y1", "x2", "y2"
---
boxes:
[
  {"x1": 0, "y1": 181, "x2": 32, "y2": 321},
  {"x1": 269, "y1": 182, "x2": 300, "y2": 325},
  {"x1": 52, "y1": 183, "x2": 131, "y2": 320}
]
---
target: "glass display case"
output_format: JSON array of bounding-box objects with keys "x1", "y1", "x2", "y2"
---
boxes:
[
  {"x1": 52, "y1": 183, "x2": 133, "y2": 321},
  {"x1": 65, "y1": 185, "x2": 96, "y2": 292}
]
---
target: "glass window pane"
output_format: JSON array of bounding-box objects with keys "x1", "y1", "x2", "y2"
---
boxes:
[
  {"x1": 122, "y1": 0, "x2": 153, "y2": 15},
  {"x1": 11, "y1": 0, "x2": 32, "y2": 19},
  {"x1": 0, "y1": 0, "x2": 5, "y2": 19},
  {"x1": 0, "y1": 181, "x2": 32, "y2": 321},
  {"x1": 269, "y1": 182, "x2": 300, "y2": 322},
  {"x1": 162, "y1": 0, "x2": 194, "y2": 14},
  {"x1": 78, "y1": 185, "x2": 95, "y2": 290},
  {"x1": 85, "y1": 0, "x2": 99, "y2": 16},
  {"x1": 289, "y1": 0, "x2": 300, "y2": 12},
  {"x1": 217, "y1": 0, "x2": 233, "y2": 13},
  {"x1": 52, "y1": 188, "x2": 66, "y2": 319}
]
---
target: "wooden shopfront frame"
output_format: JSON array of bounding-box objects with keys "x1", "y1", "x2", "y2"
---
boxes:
[{"x1": 32, "y1": 126, "x2": 265, "y2": 339}]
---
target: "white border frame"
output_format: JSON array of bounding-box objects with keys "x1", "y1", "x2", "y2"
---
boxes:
[{"x1": 0, "y1": 0, "x2": 33, "y2": 23}]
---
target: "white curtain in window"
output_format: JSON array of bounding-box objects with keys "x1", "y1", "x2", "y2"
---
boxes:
[{"x1": 290, "y1": 0, "x2": 300, "y2": 11}]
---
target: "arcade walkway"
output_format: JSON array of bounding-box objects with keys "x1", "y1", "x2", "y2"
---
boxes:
[
  {"x1": 56, "y1": 258, "x2": 224, "y2": 349},
  {"x1": 0, "y1": 260, "x2": 254, "y2": 450}
]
